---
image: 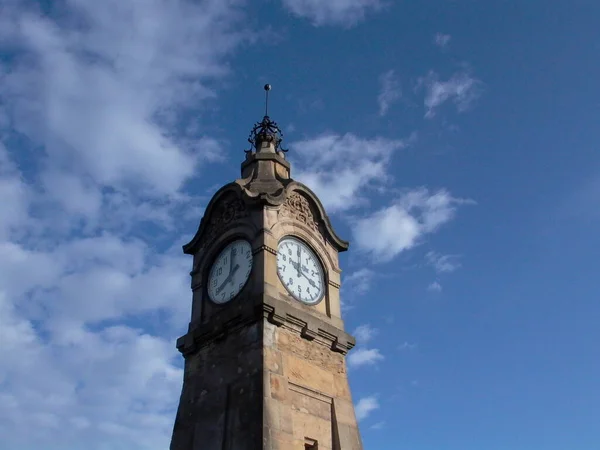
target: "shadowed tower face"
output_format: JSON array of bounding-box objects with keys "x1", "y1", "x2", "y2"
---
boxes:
[{"x1": 170, "y1": 86, "x2": 364, "y2": 450}]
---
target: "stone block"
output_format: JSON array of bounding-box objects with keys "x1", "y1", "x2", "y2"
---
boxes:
[
  {"x1": 269, "y1": 373, "x2": 288, "y2": 401},
  {"x1": 332, "y1": 397, "x2": 358, "y2": 426},
  {"x1": 264, "y1": 347, "x2": 282, "y2": 375},
  {"x1": 283, "y1": 353, "x2": 334, "y2": 396}
]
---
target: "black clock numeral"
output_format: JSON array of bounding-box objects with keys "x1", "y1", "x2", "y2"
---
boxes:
[
  {"x1": 311, "y1": 270, "x2": 316, "y2": 277},
  {"x1": 288, "y1": 278, "x2": 293, "y2": 286},
  {"x1": 282, "y1": 265, "x2": 286, "y2": 271},
  {"x1": 217, "y1": 267, "x2": 223, "y2": 276},
  {"x1": 282, "y1": 254, "x2": 287, "y2": 262},
  {"x1": 288, "y1": 248, "x2": 292, "y2": 256}
]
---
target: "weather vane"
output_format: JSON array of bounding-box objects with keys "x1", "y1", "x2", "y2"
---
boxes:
[{"x1": 246, "y1": 84, "x2": 288, "y2": 153}]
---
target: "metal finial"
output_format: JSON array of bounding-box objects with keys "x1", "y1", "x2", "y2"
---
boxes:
[
  {"x1": 245, "y1": 84, "x2": 287, "y2": 154},
  {"x1": 264, "y1": 84, "x2": 271, "y2": 116}
]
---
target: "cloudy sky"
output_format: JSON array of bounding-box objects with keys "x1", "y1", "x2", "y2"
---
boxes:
[{"x1": 1, "y1": 1, "x2": 599, "y2": 449}]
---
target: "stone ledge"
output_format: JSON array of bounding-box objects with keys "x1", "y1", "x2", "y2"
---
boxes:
[
  {"x1": 288, "y1": 382, "x2": 332, "y2": 404},
  {"x1": 176, "y1": 293, "x2": 355, "y2": 357},
  {"x1": 261, "y1": 295, "x2": 355, "y2": 355}
]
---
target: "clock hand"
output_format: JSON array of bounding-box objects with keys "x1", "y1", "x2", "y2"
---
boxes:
[
  {"x1": 297, "y1": 247, "x2": 302, "y2": 278},
  {"x1": 229, "y1": 263, "x2": 240, "y2": 285},
  {"x1": 217, "y1": 264, "x2": 240, "y2": 293},
  {"x1": 298, "y1": 268, "x2": 317, "y2": 288},
  {"x1": 229, "y1": 247, "x2": 234, "y2": 274}
]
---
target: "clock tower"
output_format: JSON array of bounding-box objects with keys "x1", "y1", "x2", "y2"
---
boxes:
[{"x1": 170, "y1": 86, "x2": 364, "y2": 450}]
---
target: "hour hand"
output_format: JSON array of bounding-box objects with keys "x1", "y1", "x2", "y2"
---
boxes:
[{"x1": 217, "y1": 264, "x2": 239, "y2": 293}]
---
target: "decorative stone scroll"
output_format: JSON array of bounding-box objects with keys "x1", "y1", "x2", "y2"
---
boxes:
[
  {"x1": 198, "y1": 197, "x2": 247, "y2": 252},
  {"x1": 279, "y1": 191, "x2": 320, "y2": 233}
]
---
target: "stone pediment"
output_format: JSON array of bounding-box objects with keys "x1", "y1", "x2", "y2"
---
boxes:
[
  {"x1": 182, "y1": 180, "x2": 348, "y2": 256},
  {"x1": 182, "y1": 183, "x2": 248, "y2": 256},
  {"x1": 275, "y1": 181, "x2": 348, "y2": 253}
]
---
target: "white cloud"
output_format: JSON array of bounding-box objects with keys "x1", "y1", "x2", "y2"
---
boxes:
[
  {"x1": 353, "y1": 324, "x2": 378, "y2": 344},
  {"x1": 292, "y1": 133, "x2": 406, "y2": 213},
  {"x1": 352, "y1": 188, "x2": 472, "y2": 262},
  {"x1": 0, "y1": 1, "x2": 252, "y2": 449},
  {"x1": 355, "y1": 395, "x2": 380, "y2": 421},
  {"x1": 426, "y1": 251, "x2": 461, "y2": 273},
  {"x1": 378, "y1": 69, "x2": 402, "y2": 116},
  {"x1": 434, "y1": 32, "x2": 451, "y2": 48},
  {"x1": 0, "y1": 144, "x2": 31, "y2": 240},
  {"x1": 398, "y1": 341, "x2": 417, "y2": 351},
  {"x1": 370, "y1": 421, "x2": 386, "y2": 430},
  {"x1": 419, "y1": 70, "x2": 483, "y2": 118},
  {"x1": 427, "y1": 281, "x2": 442, "y2": 292},
  {"x1": 347, "y1": 347, "x2": 384, "y2": 369},
  {"x1": 0, "y1": 292, "x2": 183, "y2": 450},
  {"x1": 343, "y1": 268, "x2": 375, "y2": 295},
  {"x1": 1, "y1": 0, "x2": 245, "y2": 215},
  {"x1": 281, "y1": 0, "x2": 384, "y2": 27}
]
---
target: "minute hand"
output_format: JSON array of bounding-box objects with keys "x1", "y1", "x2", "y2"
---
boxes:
[
  {"x1": 298, "y1": 266, "x2": 317, "y2": 288},
  {"x1": 217, "y1": 264, "x2": 240, "y2": 293}
]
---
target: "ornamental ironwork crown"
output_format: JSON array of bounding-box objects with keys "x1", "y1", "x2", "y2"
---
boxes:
[
  {"x1": 245, "y1": 84, "x2": 288, "y2": 153},
  {"x1": 245, "y1": 115, "x2": 288, "y2": 153}
]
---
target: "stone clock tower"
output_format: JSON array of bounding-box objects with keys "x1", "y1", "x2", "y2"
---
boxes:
[{"x1": 170, "y1": 86, "x2": 363, "y2": 450}]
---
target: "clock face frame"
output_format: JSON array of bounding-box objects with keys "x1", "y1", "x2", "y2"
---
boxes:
[
  {"x1": 276, "y1": 236, "x2": 325, "y2": 305},
  {"x1": 207, "y1": 239, "x2": 253, "y2": 304}
]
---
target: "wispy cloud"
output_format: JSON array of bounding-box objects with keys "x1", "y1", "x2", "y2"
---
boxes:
[
  {"x1": 398, "y1": 341, "x2": 417, "y2": 351},
  {"x1": 426, "y1": 251, "x2": 462, "y2": 273},
  {"x1": 427, "y1": 281, "x2": 443, "y2": 292},
  {"x1": 351, "y1": 188, "x2": 473, "y2": 262},
  {"x1": 353, "y1": 324, "x2": 378, "y2": 345},
  {"x1": 292, "y1": 133, "x2": 407, "y2": 213},
  {"x1": 281, "y1": 0, "x2": 385, "y2": 27},
  {"x1": 378, "y1": 69, "x2": 402, "y2": 116},
  {"x1": 418, "y1": 70, "x2": 483, "y2": 118},
  {"x1": 355, "y1": 395, "x2": 380, "y2": 420},
  {"x1": 344, "y1": 268, "x2": 376, "y2": 295},
  {"x1": 433, "y1": 32, "x2": 451, "y2": 49},
  {"x1": 370, "y1": 421, "x2": 386, "y2": 430}
]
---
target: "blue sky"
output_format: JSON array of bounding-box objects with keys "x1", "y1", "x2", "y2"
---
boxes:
[{"x1": 1, "y1": 1, "x2": 599, "y2": 449}]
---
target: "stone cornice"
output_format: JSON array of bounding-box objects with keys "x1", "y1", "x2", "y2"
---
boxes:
[
  {"x1": 176, "y1": 294, "x2": 355, "y2": 357},
  {"x1": 254, "y1": 244, "x2": 277, "y2": 256},
  {"x1": 260, "y1": 295, "x2": 355, "y2": 354}
]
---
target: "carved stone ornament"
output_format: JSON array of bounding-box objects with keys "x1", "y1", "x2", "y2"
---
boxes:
[
  {"x1": 198, "y1": 197, "x2": 248, "y2": 252},
  {"x1": 279, "y1": 191, "x2": 320, "y2": 233}
]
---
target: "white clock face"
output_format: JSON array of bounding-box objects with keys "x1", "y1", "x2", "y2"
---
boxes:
[
  {"x1": 277, "y1": 237, "x2": 325, "y2": 305},
  {"x1": 207, "y1": 239, "x2": 253, "y2": 304}
]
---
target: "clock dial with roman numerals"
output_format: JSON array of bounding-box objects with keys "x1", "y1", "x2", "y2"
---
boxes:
[{"x1": 276, "y1": 237, "x2": 325, "y2": 305}]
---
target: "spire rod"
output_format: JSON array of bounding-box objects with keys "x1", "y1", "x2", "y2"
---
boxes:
[{"x1": 264, "y1": 83, "x2": 271, "y2": 116}]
